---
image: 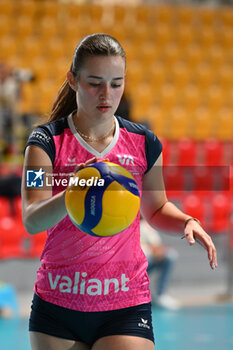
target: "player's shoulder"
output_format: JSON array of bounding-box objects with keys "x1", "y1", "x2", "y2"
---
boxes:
[
  {"x1": 35, "y1": 116, "x2": 69, "y2": 137},
  {"x1": 116, "y1": 115, "x2": 160, "y2": 145}
]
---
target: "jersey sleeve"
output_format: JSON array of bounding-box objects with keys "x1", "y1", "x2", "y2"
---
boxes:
[
  {"x1": 25, "y1": 126, "x2": 56, "y2": 164},
  {"x1": 145, "y1": 129, "x2": 162, "y2": 173}
]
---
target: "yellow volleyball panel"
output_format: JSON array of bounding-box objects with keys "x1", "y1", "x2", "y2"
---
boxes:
[
  {"x1": 65, "y1": 187, "x2": 87, "y2": 226},
  {"x1": 65, "y1": 167, "x2": 102, "y2": 225},
  {"x1": 92, "y1": 181, "x2": 140, "y2": 236},
  {"x1": 104, "y1": 161, "x2": 135, "y2": 180},
  {"x1": 72, "y1": 167, "x2": 102, "y2": 186}
]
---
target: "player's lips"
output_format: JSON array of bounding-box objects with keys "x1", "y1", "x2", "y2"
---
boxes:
[{"x1": 96, "y1": 104, "x2": 111, "y2": 111}]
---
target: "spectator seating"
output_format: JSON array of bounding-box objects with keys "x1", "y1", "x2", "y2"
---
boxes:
[
  {"x1": 0, "y1": 2, "x2": 232, "y2": 141},
  {"x1": 0, "y1": 196, "x2": 46, "y2": 259}
]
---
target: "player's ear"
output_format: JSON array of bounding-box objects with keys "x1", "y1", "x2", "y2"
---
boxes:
[{"x1": 67, "y1": 71, "x2": 77, "y2": 91}]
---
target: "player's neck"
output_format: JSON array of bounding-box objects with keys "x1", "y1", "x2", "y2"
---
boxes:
[{"x1": 73, "y1": 112, "x2": 115, "y2": 143}]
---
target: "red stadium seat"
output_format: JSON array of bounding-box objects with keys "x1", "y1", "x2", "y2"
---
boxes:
[
  {"x1": 14, "y1": 196, "x2": 22, "y2": 219},
  {"x1": 181, "y1": 193, "x2": 205, "y2": 224},
  {"x1": 204, "y1": 139, "x2": 224, "y2": 165},
  {"x1": 163, "y1": 165, "x2": 186, "y2": 199},
  {"x1": 230, "y1": 166, "x2": 233, "y2": 194},
  {"x1": 192, "y1": 166, "x2": 214, "y2": 194},
  {"x1": 0, "y1": 217, "x2": 28, "y2": 259},
  {"x1": 0, "y1": 195, "x2": 47, "y2": 259},
  {"x1": 208, "y1": 193, "x2": 231, "y2": 233},
  {"x1": 0, "y1": 197, "x2": 11, "y2": 218},
  {"x1": 214, "y1": 165, "x2": 232, "y2": 193},
  {"x1": 161, "y1": 139, "x2": 171, "y2": 166},
  {"x1": 177, "y1": 139, "x2": 197, "y2": 166}
]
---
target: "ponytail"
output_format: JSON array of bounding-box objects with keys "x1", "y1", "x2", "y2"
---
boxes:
[{"x1": 48, "y1": 80, "x2": 77, "y2": 122}]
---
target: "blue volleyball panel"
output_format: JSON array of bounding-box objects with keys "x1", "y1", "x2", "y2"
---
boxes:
[
  {"x1": 110, "y1": 172, "x2": 139, "y2": 197},
  {"x1": 81, "y1": 175, "x2": 114, "y2": 232}
]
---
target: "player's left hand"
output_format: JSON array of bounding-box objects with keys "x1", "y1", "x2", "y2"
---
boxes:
[{"x1": 182, "y1": 219, "x2": 218, "y2": 270}]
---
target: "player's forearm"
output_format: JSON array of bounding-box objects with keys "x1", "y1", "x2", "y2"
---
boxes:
[
  {"x1": 23, "y1": 191, "x2": 67, "y2": 235},
  {"x1": 148, "y1": 201, "x2": 191, "y2": 233}
]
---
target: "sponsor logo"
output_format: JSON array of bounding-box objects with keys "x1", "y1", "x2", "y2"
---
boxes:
[
  {"x1": 117, "y1": 154, "x2": 135, "y2": 166},
  {"x1": 30, "y1": 131, "x2": 51, "y2": 143},
  {"x1": 138, "y1": 318, "x2": 150, "y2": 329},
  {"x1": 26, "y1": 168, "x2": 44, "y2": 187},
  {"x1": 90, "y1": 195, "x2": 96, "y2": 216},
  {"x1": 128, "y1": 182, "x2": 138, "y2": 189},
  {"x1": 65, "y1": 157, "x2": 77, "y2": 167},
  {"x1": 48, "y1": 272, "x2": 130, "y2": 296}
]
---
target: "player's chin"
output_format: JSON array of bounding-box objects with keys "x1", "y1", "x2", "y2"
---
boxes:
[
  {"x1": 95, "y1": 109, "x2": 115, "y2": 120},
  {"x1": 96, "y1": 106, "x2": 112, "y2": 114}
]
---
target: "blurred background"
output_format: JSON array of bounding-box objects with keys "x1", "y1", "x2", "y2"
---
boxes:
[{"x1": 0, "y1": 0, "x2": 233, "y2": 349}]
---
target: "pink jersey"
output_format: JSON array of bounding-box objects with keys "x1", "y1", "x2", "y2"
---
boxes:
[{"x1": 26, "y1": 113, "x2": 162, "y2": 311}]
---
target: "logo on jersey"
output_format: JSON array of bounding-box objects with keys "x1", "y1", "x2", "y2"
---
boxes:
[
  {"x1": 30, "y1": 131, "x2": 51, "y2": 143},
  {"x1": 65, "y1": 157, "x2": 77, "y2": 167},
  {"x1": 26, "y1": 168, "x2": 45, "y2": 187},
  {"x1": 138, "y1": 318, "x2": 150, "y2": 329},
  {"x1": 48, "y1": 272, "x2": 130, "y2": 296},
  {"x1": 117, "y1": 154, "x2": 135, "y2": 165}
]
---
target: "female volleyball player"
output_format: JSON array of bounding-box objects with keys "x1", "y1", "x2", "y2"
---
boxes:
[{"x1": 21, "y1": 33, "x2": 217, "y2": 350}]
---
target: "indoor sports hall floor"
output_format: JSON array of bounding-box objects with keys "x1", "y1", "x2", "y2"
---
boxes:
[
  {"x1": 1, "y1": 231, "x2": 232, "y2": 350},
  {"x1": 1, "y1": 302, "x2": 233, "y2": 350}
]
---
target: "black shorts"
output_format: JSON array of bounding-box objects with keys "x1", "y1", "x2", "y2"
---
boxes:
[{"x1": 29, "y1": 293, "x2": 154, "y2": 346}]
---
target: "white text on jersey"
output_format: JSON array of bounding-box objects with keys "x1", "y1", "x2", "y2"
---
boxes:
[
  {"x1": 117, "y1": 154, "x2": 135, "y2": 165},
  {"x1": 48, "y1": 272, "x2": 130, "y2": 296}
]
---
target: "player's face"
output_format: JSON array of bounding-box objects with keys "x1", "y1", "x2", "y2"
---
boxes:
[{"x1": 76, "y1": 55, "x2": 125, "y2": 120}]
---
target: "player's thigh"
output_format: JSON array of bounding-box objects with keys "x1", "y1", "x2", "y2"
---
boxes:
[
  {"x1": 91, "y1": 335, "x2": 154, "y2": 350},
  {"x1": 30, "y1": 331, "x2": 90, "y2": 350}
]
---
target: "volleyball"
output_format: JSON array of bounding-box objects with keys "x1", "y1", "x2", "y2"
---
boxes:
[{"x1": 65, "y1": 161, "x2": 140, "y2": 237}]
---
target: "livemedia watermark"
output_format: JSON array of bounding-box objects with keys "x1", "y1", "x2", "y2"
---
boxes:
[
  {"x1": 26, "y1": 168, "x2": 105, "y2": 189},
  {"x1": 24, "y1": 165, "x2": 230, "y2": 192}
]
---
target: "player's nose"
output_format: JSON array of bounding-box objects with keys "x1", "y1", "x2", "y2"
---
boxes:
[{"x1": 99, "y1": 83, "x2": 110, "y2": 101}]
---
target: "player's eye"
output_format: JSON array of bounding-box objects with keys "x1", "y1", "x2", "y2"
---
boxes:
[
  {"x1": 89, "y1": 83, "x2": 101, "y2": 87},
  {"x1": 111, "y1": 84, "x2": 121, "y2": 88}
]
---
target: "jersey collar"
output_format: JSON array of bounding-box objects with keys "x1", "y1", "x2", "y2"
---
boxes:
[{"x1": 67, "y1": 113, "x2": 119, "y2": 158}]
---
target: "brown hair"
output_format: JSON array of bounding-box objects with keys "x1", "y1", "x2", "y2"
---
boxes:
[{"x1": 48, "y1": 33, "x2": 126, "y2": 122}]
